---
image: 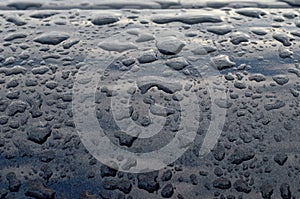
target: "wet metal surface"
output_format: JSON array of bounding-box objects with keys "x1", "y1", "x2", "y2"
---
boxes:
[{"x1": 0, "y1": 1, "x2": 299, "y2": 199}]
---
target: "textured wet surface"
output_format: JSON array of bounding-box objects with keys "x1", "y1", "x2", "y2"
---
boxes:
[{"x1": 0, "y1": 1, "x2": 300, "y2": 199}]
